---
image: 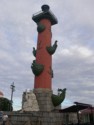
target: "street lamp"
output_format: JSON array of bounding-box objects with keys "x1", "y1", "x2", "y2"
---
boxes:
[{"x1": 10, "y1": 82, "x2": 15, "y2": 111}]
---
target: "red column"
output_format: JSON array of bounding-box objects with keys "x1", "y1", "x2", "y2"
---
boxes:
[{"x1": 34, "y1": 19, "x2": 52, "y2": 89}]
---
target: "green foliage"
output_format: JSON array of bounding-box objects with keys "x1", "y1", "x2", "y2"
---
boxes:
[{"x1": 0, "y1": 97, "x2": 13, "y2": 111}]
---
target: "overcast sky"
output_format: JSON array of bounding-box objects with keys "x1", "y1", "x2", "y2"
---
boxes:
[{"x1": 0, "y1": 0, "x2": 94, "y2": 110}]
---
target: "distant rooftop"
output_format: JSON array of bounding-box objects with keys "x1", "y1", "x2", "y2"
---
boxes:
[
  {"x1": 0, "y1": 91, "x2": 4, "y2": 98},
  {"x1": 60, "y1": 102, "x2": 93, "y2": 113},
  {"x1": 32, "y1": 5, "x2": 58, "y2": 25}
]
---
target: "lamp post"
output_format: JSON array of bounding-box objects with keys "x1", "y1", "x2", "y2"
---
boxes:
[{"x1": 10, "y1": 82, "x2": 15, "y2": 111}]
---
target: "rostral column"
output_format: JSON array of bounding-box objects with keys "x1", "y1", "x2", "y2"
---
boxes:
[
  {"x1": 22, "y1": 5, "x2": 66, "y2": 112},
  {"x1": 31, "y1": 5, "x2": 58, "y2": 111},
  {"x1": 32, "y1": 5, "x2": 58, "y2": 89}
]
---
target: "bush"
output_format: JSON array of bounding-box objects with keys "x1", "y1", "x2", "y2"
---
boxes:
[{"x1": 0, "y1": 97, "x2": 13, "y2": 111}]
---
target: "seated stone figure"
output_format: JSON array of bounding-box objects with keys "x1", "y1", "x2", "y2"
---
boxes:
[{"x1": 22, "y1": 90, "x2": 39, "y2": 111}]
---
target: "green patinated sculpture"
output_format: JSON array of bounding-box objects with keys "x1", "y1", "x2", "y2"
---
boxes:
[
  {"x1": 52, "y1": 88, "x2": 66, "y2": 107},
  {"x1": 31, "y1": 60, "x2": 44, "y2": 76},
  {"x1": 37, "y1": 23, "x2": 46, "y2": 33},
  {"x1": 32, "y1": 47, "x2": 37, "y2": 57},
  {"x1": 46, "y1": 40, "x2": 58, "y2": 55}
]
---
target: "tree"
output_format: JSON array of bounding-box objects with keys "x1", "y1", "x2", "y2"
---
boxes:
[{"x1": 0, "y1": 97, "x2": 13, "y2": 111}]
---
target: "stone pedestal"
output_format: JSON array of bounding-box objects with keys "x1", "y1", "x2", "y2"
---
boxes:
[
  {"x1": 22, "y1": 89, "x2": 61, "y2": 112},
  {"x1": 34, "y1": 88, "x2": 54, "y2": 111}
]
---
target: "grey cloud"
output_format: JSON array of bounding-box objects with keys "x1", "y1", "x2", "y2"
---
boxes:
[
  {"x1": 0, "y1": 0, "x2": 94, "y2": 110},
  {"x1": 52, "y1": 47, "x2": 94, "y2": 105}
]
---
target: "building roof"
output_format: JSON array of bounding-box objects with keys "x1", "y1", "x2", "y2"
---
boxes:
[
  {"x1": 81, "y1": 108, "x2": 94, "y2": 114},
  {"x1": 60, "y1": 102, "x2": 93, "y2": 113}
]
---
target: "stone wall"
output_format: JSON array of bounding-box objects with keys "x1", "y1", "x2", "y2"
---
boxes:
[{"x1": 7, "y1": 112, "x2": 64, "y2": 125}]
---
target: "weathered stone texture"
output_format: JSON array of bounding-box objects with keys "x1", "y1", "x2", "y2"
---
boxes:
[
  {"x1": 7, "y1": 111, "x2": 64, "y2": 125},
  {"x1": 22, "y1": 90, "x2": 39, "y2": 111},
  {"x1": 34, "y1": 88, "x2": 54, "y2": 111}
]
